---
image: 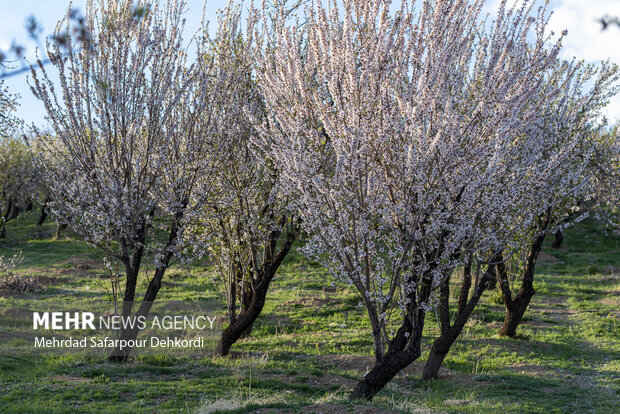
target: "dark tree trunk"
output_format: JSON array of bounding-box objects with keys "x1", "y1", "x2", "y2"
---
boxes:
[
  {"x1": 497, "y1": 244, "x2": 541, "y2": 337},
  {"x1": 422, "y1": 261, "x2": 494, "y2": 379},
  {"x1": 108, "y1": 208, "x2": 175, "y2": 362},
  {"x1": 55, "y1": 222, "x2": 67, "y2": 239},
  {"x1": 350, "y1": 275, "x2": 434, "y2": 401},
  {"x1": 37, "y1": 210, "x2": 48, "y2": 226},
  {"x1": 348, "y1": 232, "x2": 467, "y2": 401},
  {"x1": 37, "y1": 198, "x2": 50, "y2": 226},
  {"x1": 551, "y1": 230, "x2": 563, "y2": 249},
  {"x1": 499, "y1": 301, "x2": 531, "y2": 337},
  {"x1": 108, "y1": 265, "x2": 167, "y2": 362},
  {"x1": 497, "y1": 211, "x2": 550, "y2": 337},
  {"x1": 216, "y1": 222, "x2": 299, "y2": 357},
  {"x1": 26, "y1": 200, "x2": 33, "y2": 212},
  {"x1": 486, "y1": 275, "x2": 497, "y2": 290},
  {"x1": 350, "y1": 304, "x2": 426, "y2": 401},
  {"x1": 7, "y1": 204, "x2": 21, "y2": 221},
  {"x1": 349, "y1": 335, "x2": 422, "y2": 400},
  {"x1": 0, "y1": 198, "x2": 14, "y2": 238},
  {"x1": 107, "y1": 262, "x2": 141, "y2": 363},
  {"x1": 215, "y1": 276, "x2": 271, "y2": 357}
]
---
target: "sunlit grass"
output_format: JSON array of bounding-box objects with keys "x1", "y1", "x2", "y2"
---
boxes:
[{"x1": 0, "y1": 214, "x2": 618, "y2": 413}]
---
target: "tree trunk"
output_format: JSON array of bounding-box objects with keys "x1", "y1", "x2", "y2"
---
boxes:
[
  {"x1": 216, "y1": 223, "x2": 299, "y2": 357},
  {"x1": 350, "y1": 343, "x2": 421, "y2": 400},
  {"x1": 37, "y1": 198, "x2": 50, "y2": 226},
  {"x1": 499, "y1": 301, "x2": 531, "y2": 337},
  {"x1": 107, "y1": 263, "x2": 140, "y2": 363},
  {"x1": 350, "y1": 306, "x2": 425, "y2": 401},
  {"x1": 37, "y1": 210, "x2": 48, "y2": 226},
  {"x1": 350, "y1": 274, "x2": 434, "y2": 401},
  {"x1": 215, "y1": 282, "x2": 269, "y2": 356},
  {"x1": 497, "y1": 214, "x2": 549, "y2": 337},
  {"x1": 108, "y1": 208, "x2": 171, "y2": 362},
  {"x1": 239, "y1": 321, "x2": 254, "y2": 339},
  {"x1": 497, "y1": 252, "x2": 539, "y2": 337},
  {"x1": 551, "y1": 230, "x2": 563, "y2": 249},
  {"x1": 107, "y1": 322, "x2": 141, "y2": 362},
  {"x1": 487, "y1": 275, "x2": 497, "y2": 290},
  {"x1": 0, "y1": 198, "x2": 14, "y2": 238},
  {"x1": 55, "y1": 222, "x2": 67, "y2": 239},
  {"x1": 108, "y1": 265, "x2": 167, "y2": 362},
  {"x1": 7, "y1": 204, "x2": 21, "y2": 221},
  {"x1": 422, "y1": 261, "x2": 493, "y2": 379}
]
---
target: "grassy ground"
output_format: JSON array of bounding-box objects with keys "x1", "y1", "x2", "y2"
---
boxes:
[{"x1": 0, "y1": 213, "x2": 618, "y2": 413}]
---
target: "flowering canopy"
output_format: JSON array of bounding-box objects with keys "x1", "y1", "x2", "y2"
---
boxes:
[
  {"x1": 29, "y1": 0, "x2": 228, "y2": 360},
  {"x1": 30, "y1": 0, "x2": 221, "y2": 268},
  {"x1": 255, "y1": 0, "x2": 570, "y2": 362}
]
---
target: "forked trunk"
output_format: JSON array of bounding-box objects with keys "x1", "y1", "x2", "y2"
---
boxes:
[
  {"x1": 216, "y1": 264, "x2": 270, "y2": 356},
  {"x1": 350, "y1": 275, "x2": 434, "y2": 401},
  {"x1": 215, "y1": 282, "x2": 268, "y2": 356},
  {"x1": 108, "y1": 208, "x2": 178, "y2": 362},
  {"x1": 497, "y1": 216, "x2": 548, "y2": 337},
  {"x1": 108, "y1": 266, "x2": 167, "y2": 361},
  {"x1": 350, "y1": 344, "x2": 421, "y2": 400},
  {"x1": 350, "y1": 307, "x2": 425, "y2": 401},
  {"x1": 422, "y1": 261, "x2": 493, "y2": 379},
  {"x1": 108, "y1": 325, "x2": 140, "y2": 362},
  {"x1": 216, "y1": 222, "x2": 298, "y2": 357},
  {"x1": 499, "y1": 300, "x2": 531, "y2": 337}
]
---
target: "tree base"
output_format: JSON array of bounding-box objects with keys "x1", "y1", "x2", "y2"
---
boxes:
[
  {"x1": 350, "y1": 347, "x2": 421, "y2": 401},
  {"x1": 422, "y1": 350, "x2": 447, "y2": 379}
]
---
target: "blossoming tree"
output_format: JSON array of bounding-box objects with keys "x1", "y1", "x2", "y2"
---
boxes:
[
  {"x1": 0, "y1": 82, "x2": 26, "y2": 238},
  {"x1": 0, "y1": 135, "x2": 37, "y2": 234},
  {"x1": 588, "y1": 127, "x2": 620, "y2": 229},
  {"x1": 255, "y1": 0, "x2": 570, "y2": 399},
  {"x1": 491, "y1": 60, "x2": 619, "y2": 338},
  {"x1": 195, "y1": 4, "x2": 300, "y2": 357},
  {"x1": 30, "y1": 0, "x2": 222, "y2": 361},
  {"x1": 423, "y1": 59, "x2": 619, "y2": 379}
]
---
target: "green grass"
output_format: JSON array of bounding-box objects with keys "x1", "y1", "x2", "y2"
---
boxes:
[{"x1": 0, "y1": 212, "x2": 619, "y2": 413}]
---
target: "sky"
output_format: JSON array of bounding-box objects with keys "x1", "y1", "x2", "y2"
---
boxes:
[{"x1": 2, "y1": 0, "x2": 620, "y2": 126}]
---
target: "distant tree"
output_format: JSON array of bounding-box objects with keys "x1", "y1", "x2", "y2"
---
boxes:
[
  {"x1": 0, "y1": 83, "x2": 54, "y2": 236},
  {"x1": 29, "y1": 0, "x2": 222, "y2": 362},
  {"x1": 589, "y1": 127, "x2": 620, "y2": 226},
  {"x1": 0, "y1": 135, "x2": 37, "y2": 238},
  {"x1": 0, "y1": 83, "x2": 27, "y2": 237},
  {"x1": 495, "y1": 62, "x2": 619, "y2": 338},
  {"x1": 255, "y1": 0, "x2": 568, "y2": 400}
]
